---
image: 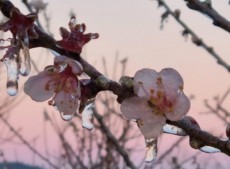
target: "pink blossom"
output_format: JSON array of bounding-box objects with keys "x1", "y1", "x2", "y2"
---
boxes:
[
  {"x1": 56, "y1": 16, "x2": 99, "y2": 53},
  {"x1": 120, "y1": 68, "x2": 190, "y2": 139},
  {"x1": 24, "y1": 55, "x2": 83, "y2": 116}
]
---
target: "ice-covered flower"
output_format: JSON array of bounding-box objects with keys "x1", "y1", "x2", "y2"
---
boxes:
[
  {"x1": 120, "y1": 68, "x2": 190, "y2": 139},
  {"x1": 24, "y1": 55, "x2": 83, "y2": 117},
  {"x1": 0, "y1": 7, "x2": 38, "y2": 46},
  {"x1": 56, "y1": 16, "x2": 99, "y2": 53}
]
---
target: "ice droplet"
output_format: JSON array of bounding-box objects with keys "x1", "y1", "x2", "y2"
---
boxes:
[
  {"x1": 70, "y1": 16, "x2": 76, "y2": 25},
  {"x1": 82, "y1": 102, "x2": 94, "y2": 130},
  {"x1": 145, "y1": 138, "x2": 157, "y2": 163},
  {"x1": 60, "y1": 112, "x2": 73, "y2": 121},
  {"x1": 200, "y1": 146, "x2": 221, "y2": 153},
  {"x1": 7, "y1": 84, "x2": 18, "y2": 96},
  {"x1": 19, "y1": 44, "x2": 31, "y2": 76},
  {"x1": 163, "y1": 124, "x2": 187, "y2": 136}
]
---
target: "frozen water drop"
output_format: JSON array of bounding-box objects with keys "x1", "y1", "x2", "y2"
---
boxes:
[
  {"x1": 200, "y1": 146, "x2": 221, "y2": 153},
  {"x1": 82, "y1": 102, "x2": 94, "y2": 130},
  {"x1": 7, "y1": 86, "x2": 18, "y2": 96},
  {"x1": 145, "y1": 138, "x2": 157, "y2": 163},
  {"x1": 163, "y1": 124, "x2": 187, "y2": 136},
  {"x1": 60, "y1": 112, "x2": 73, "y2": 121},
  {"x1": 70, "y1": 16, "x2": 76, "y2": 24}
]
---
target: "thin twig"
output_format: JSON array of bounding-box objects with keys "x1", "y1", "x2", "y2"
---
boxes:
[
  {"x1": 0, "y1": 115, "x2": 59, "y2": 169},
  {"x1": 184, "y1": 0, "x2": 230, "y2": 33},
  {"x1": 156, "y1": 0, "x2": 230, "y2": 72},
  {"x1": 93, "y1": 107, "x2": 137, "y2": 169}
]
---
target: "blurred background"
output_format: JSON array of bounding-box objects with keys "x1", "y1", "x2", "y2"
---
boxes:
[{"x1": 0, "y1": 0, "x2": 229, "y2": 168}]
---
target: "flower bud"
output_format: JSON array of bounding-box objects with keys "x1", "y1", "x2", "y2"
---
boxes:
[
  {"x1": 95, "y1": 75, "x2": 110, "y2": 89},
  {"x1": 174, "y1": 9, "x2": 180, "y2": 19},
  {"x1": 189, "y1": 137, "x2": 203, "y2": 149},
  {"x1": 119, "y1": 76, "x2": 133, "y2": 89},
  {"x1": 185, "y1": 116, "x2": 200, "y2": 129}
]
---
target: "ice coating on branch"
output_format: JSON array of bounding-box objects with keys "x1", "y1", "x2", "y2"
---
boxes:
[
  {"x1": 163, "y1": 124, "x2": 187, "y2": 136},
  {"x1": 200, "y1": 146, "x2": 221, "y2": 153},
  {"x1": 3, "y1": 56, "x2": 19, "y2": 96},
  {"x1": 57, "y1": 16, "x2": 99, "y2": 53},
  {"x1": 120, "y1": 68, "x2": 190, "y2": 139},
  {"x1": 81, "y1": 102, "x2": 94, "y2": 130},
  {"x1": 145, "y1": 138, "x2": 157, "y2": 162},
  {"x1": 24, "y1": 55, "x2": 83, "y2": 117},
  {"x1": 19, "y1": 43, "x2": 31, "y2": 76}
]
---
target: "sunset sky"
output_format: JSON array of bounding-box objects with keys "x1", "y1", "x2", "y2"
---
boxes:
[{"x1": 1, "y1": 0, "x2": 230, "y2": 168}]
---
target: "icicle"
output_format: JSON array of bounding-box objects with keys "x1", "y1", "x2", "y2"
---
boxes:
[
  {"x1": 3, "y1": 56, "x2": 19, "y2": 96},
  {"x1": 163, "y1": 124, "x2": 187, "y2": 136},
  {"x1": 60, "y1": 112, "x2": 73, "y2": 121},
  {"x1": 145, "y1": 138, "x2": 158, "y2": 163},
  {"x1": 19, "y1": 43, "x2": 31, "y2": 76},
  {"x1": 81, "y1": 102, "x2": 94, "y2": 130},
  {"x1": 200, "y1": 146, "x2": 221, "y2": 153}
]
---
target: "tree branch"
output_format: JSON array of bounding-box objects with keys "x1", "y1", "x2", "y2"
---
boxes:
[
  {"x1": 184, "y1": 0, "x2": 230, "y2": 33},
  {"x1": 168, "y1": 118, "x2": 230, "y2": 156},
  {"x1": 156, "y1": 0, "x2": 230, "y2": 72}
]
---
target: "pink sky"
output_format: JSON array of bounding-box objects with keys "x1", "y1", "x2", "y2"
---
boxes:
[{"x1": 1, "y1": 0, "x2": 230, "y2": 168}]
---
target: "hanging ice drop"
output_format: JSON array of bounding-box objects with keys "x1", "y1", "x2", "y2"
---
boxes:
[
  {"x1": 145, "y1": 138, "x2": 158, "y2": 163},
  {"x1": 19, "y1": 44, "x2": 31, "y2": 76},
  {"x1": 82, "y1": 102, "x2": 94, "y2": 130},
  {"x1": 60, "y1": 112, "x2": 73, "y2": 121}
]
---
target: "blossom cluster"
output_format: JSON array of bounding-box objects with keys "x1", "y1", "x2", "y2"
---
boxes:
[{"x1": 0, "y1": 6, "x2": 99, "y2": 121}]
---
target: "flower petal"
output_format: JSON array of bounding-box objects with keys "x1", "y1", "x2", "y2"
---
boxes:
[
  {"x1": 24, "y1": 71, "x2": 54, "y2": 101},
  {"x1": 120, "y1": 97, "x2": 152, "y2": 120},
  {"x1": 134, "y1": 68, "x2": 158, "y2": 98},
  {"x1": 54, "y1": 91, "x2": 79, "y2": 115},
  {"x1": 138, "y1": 115, "x2": 166, "y2": 139},
  {"x1": 165, "y1": 93, "x2": 190, "y2": 121},
  {"x1": 65, "y1": 58, "x2": 83, "y2": 75},
  {"x1": 159, "y1": 68, "x2": 184, "y2": 100}
]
